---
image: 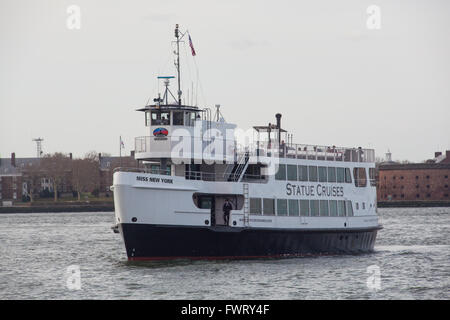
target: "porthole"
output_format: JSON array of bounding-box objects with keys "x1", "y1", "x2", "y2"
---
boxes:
[
  {"x1": 131, "y1": 217, "x2": 137, "y2": 222},
  {"x1": 205, "y1": 220, "x2": 209, "y2": 225}
]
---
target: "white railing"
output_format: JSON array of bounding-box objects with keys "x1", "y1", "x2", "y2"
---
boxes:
[{"x1": 135, "y1": 136, "x2": 375, "y2": 163}]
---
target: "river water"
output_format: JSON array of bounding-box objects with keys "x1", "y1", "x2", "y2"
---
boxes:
[{"x1": 0, "y1": 207, "x2": 448, "y2": 300}]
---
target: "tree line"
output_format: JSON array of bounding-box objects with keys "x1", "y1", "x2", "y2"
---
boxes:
[{"x1": 25, "y1": 151, "x2": 110, "y2": 202}]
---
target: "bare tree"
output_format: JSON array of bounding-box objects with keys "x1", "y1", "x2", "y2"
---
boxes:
[
  {"x1": 40, "y1": 153, "x2": 72, "y2": 202},
  {"x1": 72, "y1": 152, "x2": 100, "y2": 200},
  {"x1": 23, "y1": 161, "x2": 42, "y2": 203}
]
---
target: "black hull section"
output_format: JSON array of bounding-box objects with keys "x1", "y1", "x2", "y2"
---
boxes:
[{"x1": 119, "y1": 223, "x2": 381, "y2": 260}]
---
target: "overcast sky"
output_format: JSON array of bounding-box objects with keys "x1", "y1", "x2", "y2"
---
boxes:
[{"x1": 1, "y1": 0, "x2": 449, "y2": 162}]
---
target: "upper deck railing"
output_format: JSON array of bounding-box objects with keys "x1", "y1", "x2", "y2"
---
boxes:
[{"x1": 135, "y1": 136, "x2": 375, "y2": 163}]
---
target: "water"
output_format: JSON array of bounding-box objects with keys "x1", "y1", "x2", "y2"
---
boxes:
[{"x1": 0, "y1": 208, "x2": 448, "y2": 300}]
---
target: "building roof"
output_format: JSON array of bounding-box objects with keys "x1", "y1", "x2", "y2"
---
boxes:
[
  {"x1": 0, "y1": 157, "x2": 41, "y2": 176},
  {"x1": 379, "y1": 163, "x2": 450, "y2": 171}
]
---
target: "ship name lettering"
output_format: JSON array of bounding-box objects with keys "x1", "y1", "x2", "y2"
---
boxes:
[{"x1": 286, "y1": 183, "x2": 344, "y2": 197}]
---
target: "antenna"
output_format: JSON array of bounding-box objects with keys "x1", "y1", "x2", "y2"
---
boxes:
[
  {"x1": 174, "y1": 24, "x2": 183, "y2": 105},
  {"x1": 32, "y1": 137, "x2": 44, "y2": 158},
  {"x1": 214, "y1": 104, "x2": 225, "y2": 122}
]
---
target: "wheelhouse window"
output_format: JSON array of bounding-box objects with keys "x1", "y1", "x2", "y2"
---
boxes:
[
  {"x1": 173, "y1": 111, "x2": 184, "y2": 125},
  {"x1": 250, "y1": 198, "x2": 262, "y2": 215},
  {"x1": 151, "y1": 111, "x2": 170, "y2": 125},
  {"x1": 263, "y1": 198, "x2": 275, "y2": 215},
  {"x1": 277, "y1": 199, "x2": 288, "y2": 216},
  {"x1": 145, "y1": 112, "x2": 151, "y2": 126},
  {"x1": 308, "y1": 166, "x2": 318, "y2": 182},
  {"x1": 353, "y1": 167, "x2": 367, "y2": 187},
  {"x1": 298, "y1": 165, "x2": 308, "y2": 181}
]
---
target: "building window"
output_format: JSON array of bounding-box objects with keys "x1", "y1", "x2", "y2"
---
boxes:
[
  {"x1": 393, "y1": 176, "x2": 396, "y2": 180},
  {"x1": 288, "y1": 199, "x2": 299, "y2": 216},
  {"x1": 250, "y1": 198, "x2": 262, "y2": 215},
  {"x1": 426, "y1": 194, "x2": 431, "y2": 198},
  {"x1": 445, "y1": 185, "x2": 448, "y2": 188},
  {"x1": 263, "y1": 198, "x2": 275, "y2": 215},
  {"x1": 13, "y1": 192, "x2": 17, "y2": 199},
  {"x1": 276, "y1": 199, "x2": 288, "y2": 216},
  {"x1": 275, "y1": 164, "x2": 286, "y2": 180},
  {"x1": 416, "y1": 176, "x2": 419, "y2": 180},
  {"x1": 355, "y1": 202, "x2": 359, "y2": 210},
  {"x1": 362, "y1": 202, "x2": 366, "y2": 210},
  {"x1": 416, "y1": 194, "x2": 420, "y2": 198},
  {"x1": 445, "y1": 194, "x2": 449, "y2": 197},
  {"x1": 298, "y1": 165, "x2": 308, "y2": 181},
  {"x1": 308, "y1": 166, "x2": 318, "y2": 182},
  {"x1": 300, "y1": 200, "x2": 309, "y2": 216},
  {"x1": 401, "y1": 194, "x2": 405, "y2": 198},
  {"x1": 286, "y1": 165, "x2": 297, "y2": 181},
  {"x1": 426, "y1": 185, "x2": 430, "y2": 189},
  {"x1": 445, "y1": 175, "x2": 448, "y2": 179},
  {"x1": 416, "y1": 185, "x2": 419, "y2": 189},
  {"x1": 426, "y1": 175, "x2": 430, "y2": 179},
  {"x1": 400, "y1": 176, "x2": 404, "y2": 179}
]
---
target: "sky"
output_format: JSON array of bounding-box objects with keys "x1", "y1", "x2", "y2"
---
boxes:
[{"x1": 1, "y1": 0, "x2": 449, "y2": 162}]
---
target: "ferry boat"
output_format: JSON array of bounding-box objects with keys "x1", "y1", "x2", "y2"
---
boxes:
[{"x1": 112, "y1": 25, "x2": 382, "y2": 260}]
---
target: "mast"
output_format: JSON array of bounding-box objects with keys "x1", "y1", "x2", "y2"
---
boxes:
[{"x1": 175, "y1": 24, "x2": 182, "y2": 105}]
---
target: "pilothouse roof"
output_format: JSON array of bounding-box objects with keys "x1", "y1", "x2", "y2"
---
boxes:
[{"x1": 136, "y1": 104, "x2": 202, "y2": 112}]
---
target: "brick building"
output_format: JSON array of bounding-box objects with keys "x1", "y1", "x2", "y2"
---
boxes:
[{"x1": 378, "y1": 150, "x2": 450, "y2": 202}]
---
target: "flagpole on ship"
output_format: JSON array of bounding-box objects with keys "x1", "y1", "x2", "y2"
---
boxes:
[{"x1": 119, "y1": 135, "x2": 122, "y2": 167}]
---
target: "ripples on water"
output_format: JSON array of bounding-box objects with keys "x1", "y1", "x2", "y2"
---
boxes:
[{"x1": 0, "y1": 208, "x2": 448, "y2": 299}]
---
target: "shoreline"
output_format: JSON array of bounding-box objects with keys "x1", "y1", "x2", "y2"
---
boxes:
[{"x1": 0, "y1": 203, "x2": 114, "y2": 214}]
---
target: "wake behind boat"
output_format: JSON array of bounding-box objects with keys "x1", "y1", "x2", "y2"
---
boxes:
[{"x1": 111, "y1": 24, "x2": 382, "y2": 260}]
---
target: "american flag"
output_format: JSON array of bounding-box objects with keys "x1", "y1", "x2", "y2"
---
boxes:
[
  {"x1": 189, "y1": 34, "x2": 196, "y2": 56},
  {"x1": 120, "y1": 137, "x2": 125, "y2": 149}
]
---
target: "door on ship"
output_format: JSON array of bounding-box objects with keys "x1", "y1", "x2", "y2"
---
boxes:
[{"x1": 198, "y1": 196, "x2": 216, "y2": 226}]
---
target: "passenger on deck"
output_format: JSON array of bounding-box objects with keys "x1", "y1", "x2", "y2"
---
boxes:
[{"x1": 223, "y1": 199, "x2": 232, "y2": 226}]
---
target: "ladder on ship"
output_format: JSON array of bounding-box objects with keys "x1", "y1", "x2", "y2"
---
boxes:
[
  {"x1": 227, "y1": 151, "x2": 250, "y2": 182},
  {"x1": 243, "y1": 183, "x2": 250, "y2": 227}
]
